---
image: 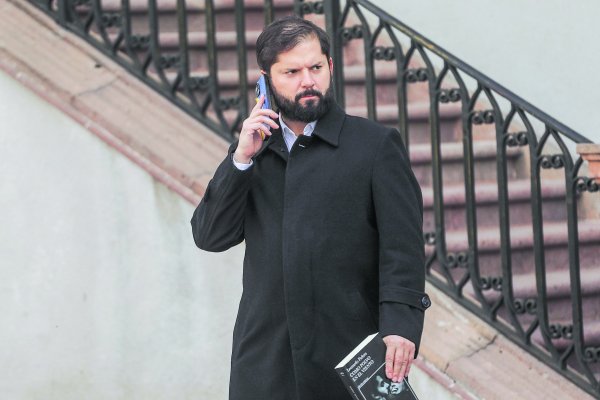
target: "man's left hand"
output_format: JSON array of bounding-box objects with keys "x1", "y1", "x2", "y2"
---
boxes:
[{"x1": 382, "y1": 335, "x2": 415, "y2": 382}]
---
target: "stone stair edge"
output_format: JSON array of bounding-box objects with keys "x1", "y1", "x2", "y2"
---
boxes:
[{"x1": 421, "y1": 282, "x2": 595, "y2": 399}]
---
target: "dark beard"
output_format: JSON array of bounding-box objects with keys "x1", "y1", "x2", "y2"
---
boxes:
[{"x1": 270, "y1": 82, "x2": 334, "y2": 123}]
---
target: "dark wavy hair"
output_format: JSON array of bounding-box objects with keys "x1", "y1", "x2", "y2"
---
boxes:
[{"x1": 256, "y1": 16, "x2": 331, "y2": 74}]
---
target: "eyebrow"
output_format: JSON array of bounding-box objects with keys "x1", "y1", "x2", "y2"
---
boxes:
[{"x1": 283, "y1": 61, "x2": 323, "y2": 70}]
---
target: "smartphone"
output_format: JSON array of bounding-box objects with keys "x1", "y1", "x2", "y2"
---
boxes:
[
  {"x1": 255, "y1": 75, "x2": 271, "y2": 110},
  {"x1": 255, "y1": 75, "x2": 271, "y2": 139}
]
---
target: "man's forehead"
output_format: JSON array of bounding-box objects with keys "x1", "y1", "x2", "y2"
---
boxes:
[{"x1": 271, "y1": 37, "x2": 326, "y2": 67}]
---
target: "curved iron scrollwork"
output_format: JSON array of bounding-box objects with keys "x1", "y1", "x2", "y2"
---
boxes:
[
  {"x1": 575, "y1": 177, "x2": 599, "y2": 193},
  {"x1": 372, "y1": 46, "x2": 395, "y2": 61},
  {"x1": 219, "y1": 96, "x2": 241, "y2": 111},
  {"x1": 540, "y1": 154, "x2": 565, "y2": 169},
  {"x1": 470, "y1": 110, "x2": 495, "y2": 125},
  {"x1": 506, "y1": 131, "x2": 529, "y2": 147},
  {"x1": 405, "y1": 68, "x2": 428, "y2": 83},
  {"x1": 129, "y1": 34, "x2": 150, "y2": 50},
  {"x1": 157, "y1": 55, "x2": 181, "y2": 70},
  {"x1": 514, "y1": 298, "x2": 537, "y2": 315},
  {"x1": 584, "y1": 347, "x2": 600, "y2": 363},
  {"x1": 299, "y1": 0, "x2": 324, "y2": 15},
  {"x1": 438, "y1": 88, "x2": 461, "y2": 103},
  {"x1": 188, "y1": 76, "x2": 211, "y2": 92},
  {"x1": 100, "y1": 13, "x2": 121, "y2": 28},
  {"x1": 446, "y1": 252, "x2": 468, "y2": 269},
  {"x1": 340, "y1": 25, "x2": 363, "y2": 44},
  {"x1": 549, "y1": 324, "x2": 574, "y2": 340},
  {"x1": 480, "y1": 276, "x2": 502, "y2": 291}
]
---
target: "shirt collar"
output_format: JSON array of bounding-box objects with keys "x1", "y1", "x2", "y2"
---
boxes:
[{"x1": 279, "y1": 113, "x2": 317, "y2": 138}]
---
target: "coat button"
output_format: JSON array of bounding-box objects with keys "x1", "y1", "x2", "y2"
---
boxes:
[{"x1": 421, "y1": 295, "x2": 431, "y2": 309}]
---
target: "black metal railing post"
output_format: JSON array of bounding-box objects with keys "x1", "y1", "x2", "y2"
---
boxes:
[
  {"x1": 234, "y1": 0, "x2": 249, "y2": 121},
  {"x1": 323, "y1": 0, "x2": 345, "y2": 108},
  {"x1": 56, "y1": 0, "x2": 69, "y2": 25},
  {"x1": 264, "y1": 0, "x2": 275, "y2": 26}
]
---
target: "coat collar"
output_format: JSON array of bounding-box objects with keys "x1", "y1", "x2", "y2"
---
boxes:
[
  {"x1": 254, "y1": 101, "x2": 346, "y2": 161},
  {"x1": 312, "y1": 102, "x2": 345, "y2": 147}
]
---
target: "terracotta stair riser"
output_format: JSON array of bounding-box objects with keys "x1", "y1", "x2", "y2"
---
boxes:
[
  {"x1": 480, "y1": 244, "x2": 597, "y2": 277},
  {"x1": 423, "y1": 196, "x2": 568, "y2": 231},
  {"x1": 427, "y1": 239, "x2": 600, "y2": 278},
  {"x1": 95, "y1": 1, "x2": 294, "y2": 33},
  {"x1": 466, "y1": 287, "x2": 600, "y2": 326},
  {"x1": 411, "y1": 154, "x2": 523, "y2": 186}
]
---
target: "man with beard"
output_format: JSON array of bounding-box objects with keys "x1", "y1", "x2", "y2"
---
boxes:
[{"x1": 191, "y1": 16, "x2": 430, "y2": 400}]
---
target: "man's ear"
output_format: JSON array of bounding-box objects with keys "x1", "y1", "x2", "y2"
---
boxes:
[{"x1": 328, "y1": 57, "x2": 333, "y2": 73}]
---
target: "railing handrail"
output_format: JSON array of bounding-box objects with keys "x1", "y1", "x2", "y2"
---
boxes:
[{"x1": 350, "y1": 0, "x2": 592, "y2": 145}]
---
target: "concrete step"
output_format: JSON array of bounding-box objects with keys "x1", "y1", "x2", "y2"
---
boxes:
[
  {"x1": 422, "y1": 178, "x2": 568, "y2": 230},
  {"x1": 410, "y1": 140, "x2": 523, "y2": 185},
  {"x1": 346, "y1": 102, "x2": 463, "y2": 143},
  {"x1": 115, "y1": 30, "x2": 264, "y2": 72},
  {"x1": 517, "y1": 268, "x2": 600, "y2": 324},
  {"x1": 428, "y1": 220, "x2": 600, "y2": 276}
]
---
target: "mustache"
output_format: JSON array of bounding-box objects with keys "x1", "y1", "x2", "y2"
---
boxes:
[{"x1": 295, "y1": 89, "x2": 323, "y2": 102}]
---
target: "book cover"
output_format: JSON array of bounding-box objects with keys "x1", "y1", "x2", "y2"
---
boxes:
[{"x1": 335, "y1": 332, "x2": 419, "y2": 400}]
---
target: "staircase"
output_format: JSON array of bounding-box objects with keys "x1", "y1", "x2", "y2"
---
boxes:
[{"x1": 22, "y1": 0, "x2": 600, "y2": 397}]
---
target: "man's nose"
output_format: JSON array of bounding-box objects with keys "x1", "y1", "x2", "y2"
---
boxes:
[{"x1": 300, "y1": 69, "x2": 315, "y2": 87}]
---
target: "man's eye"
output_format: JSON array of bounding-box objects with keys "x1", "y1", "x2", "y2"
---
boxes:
[
  {"x1": 286, "y1": 70, "x2": 297, "y2": 75},
  {"x1": 312, "y1": 65, "x2": 322, "y2": 70}
]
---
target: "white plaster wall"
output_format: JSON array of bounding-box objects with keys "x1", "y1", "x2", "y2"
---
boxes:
[
  {"x1": 370, "y1": 0, "x2": 600, "y2": 143},
  {"x1": 0, "y1": 70, "x2": 245, "y2": 399}
]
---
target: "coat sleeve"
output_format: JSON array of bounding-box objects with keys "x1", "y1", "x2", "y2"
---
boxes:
[
  {"x1": 371, "y1": 129, "x2": 431, "y2": 356},
  {"x1": 191, "y1": 142, "x2": 253, "y2": 252}
]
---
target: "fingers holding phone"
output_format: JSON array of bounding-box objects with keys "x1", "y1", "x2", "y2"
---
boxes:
[{"x1": 235, "y1": 94, "x2": 279, "y2": 164}]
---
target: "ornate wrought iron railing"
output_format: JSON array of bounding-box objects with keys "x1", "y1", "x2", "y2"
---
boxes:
[
  {"x1": 30, "y1": 0, "x2": 284, "y2": 139},
  {"x1": 320, "y1": 1, "x2": 599, "y2": 397},
  {"x1": 30, "y1": 0, "x2": 599, "y2": 396}
]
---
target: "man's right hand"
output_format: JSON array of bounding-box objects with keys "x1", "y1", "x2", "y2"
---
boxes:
[{"x1": 233, "y1": 95, "x2": 279, "y2": 164}]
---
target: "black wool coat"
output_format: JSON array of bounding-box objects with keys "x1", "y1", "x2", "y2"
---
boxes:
[{"x1": 191, "y1": 103, "x2": 430, "y2": 400}]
